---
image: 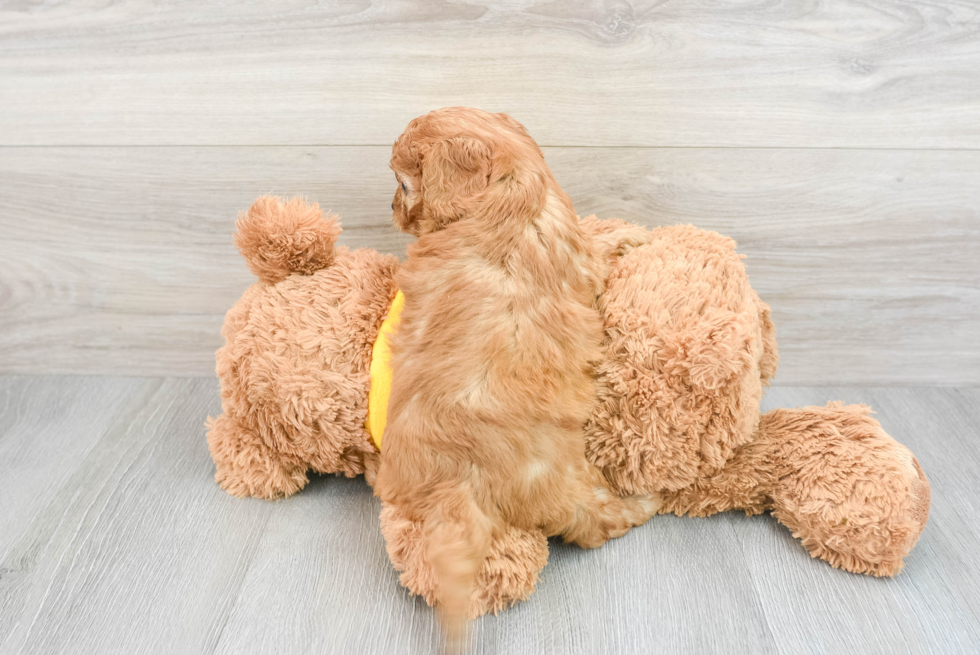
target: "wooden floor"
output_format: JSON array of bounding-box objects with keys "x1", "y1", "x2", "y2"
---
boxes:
[
  {"x1": 0, "y1": 376, "x2": 977, "y2": 654},
  {"x1": 1, "y1": 2, "x2": 977, "y2": 653}
]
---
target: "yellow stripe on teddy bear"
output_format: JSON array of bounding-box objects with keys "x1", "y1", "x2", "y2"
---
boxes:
[{"x1": 365, "y1": 290, "x2": 405, "y2": 451}]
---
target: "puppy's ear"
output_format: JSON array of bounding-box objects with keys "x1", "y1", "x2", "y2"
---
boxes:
[{"x1": 420, "y1": 136, "x2": 492, "y2": 226}]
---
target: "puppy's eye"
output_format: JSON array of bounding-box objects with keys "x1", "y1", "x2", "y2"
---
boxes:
[{"x1": 400, "y1": 182, "x2": 408, "y2": 194}]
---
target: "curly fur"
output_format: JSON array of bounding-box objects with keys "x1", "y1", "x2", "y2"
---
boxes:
[
  {"x1": 378, "y1": 108, "x2": 660, "y2": 644},
  {"x1": 207, "y1": 117, "x2": 930, "y2": 630},
  {"x1": 235, "y1": 195, "x2": 342, "y2": 284},
  {"x1": 208, "y1": 196, "x2": 398, "y2": 498},
  {"x1": 585, "y1": 224, "x2": 774, "y2": 494}
]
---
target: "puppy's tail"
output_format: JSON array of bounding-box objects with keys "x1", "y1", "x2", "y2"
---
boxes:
[
  {"x1": 234, "y1": 195, "x2": 342, "y2": 284},
  {"x1": 426, "y1": 490, "x2": 492, "y2": 653}
]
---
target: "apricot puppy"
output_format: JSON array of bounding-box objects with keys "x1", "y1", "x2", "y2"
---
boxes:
[{"x1": 375, "y1": 107, "x2": 659, "y2": 646}]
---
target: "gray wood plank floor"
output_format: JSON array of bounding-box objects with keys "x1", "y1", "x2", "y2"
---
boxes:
[{"x1": 1, "y1": 377, "x2": 977, "y2": 654}]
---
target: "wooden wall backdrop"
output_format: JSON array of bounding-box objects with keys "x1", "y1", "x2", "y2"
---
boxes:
[{"x1": 0, "y1": 1, "x2": 978, "y2": 384}]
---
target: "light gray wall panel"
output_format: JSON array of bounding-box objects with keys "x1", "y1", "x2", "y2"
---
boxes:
[{"x1": 1, "y1": 146, "x2": 976, "y2": 383}]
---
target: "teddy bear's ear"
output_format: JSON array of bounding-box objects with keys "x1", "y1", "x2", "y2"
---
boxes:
[
  {"x1": 419, "y1": 135, "x2": 492, "y2": 227},
  {"x1": 235, "y1": 196, "x2": 341, "y2": 284}
]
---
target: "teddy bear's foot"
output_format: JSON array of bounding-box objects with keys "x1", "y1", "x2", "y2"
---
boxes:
[
  {"x1": 762, "y1": 403, "x2": 931, "y2": 576},
  {"x1": 379, "y1": 503, "x2": 549, "y2": 618},
  {"x1": 206, "y1": 414, "x2": 309, "y2": 499}
]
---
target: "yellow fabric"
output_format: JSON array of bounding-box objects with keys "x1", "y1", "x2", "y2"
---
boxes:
[{"x1": 366, "y1": 290, "x2": 404, "y2": 451}]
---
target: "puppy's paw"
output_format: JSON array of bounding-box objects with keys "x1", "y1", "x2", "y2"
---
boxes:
[
  {"x1": 635, "y1": 492, "x2": 663, "y2": 518},
  {"x1": 579, "y1": 215, "x2": 651, "y2": 261}
]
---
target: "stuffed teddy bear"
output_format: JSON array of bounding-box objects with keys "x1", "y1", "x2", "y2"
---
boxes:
[{"x1": 207, "y1": 195, "x2": 930, "y2": 617}]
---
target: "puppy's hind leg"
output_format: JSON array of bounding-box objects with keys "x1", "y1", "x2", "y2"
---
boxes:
[
  {"x1": 424, "y1": 489, "x2": 494, "y2": 653},
  {"x1": 560, "y1": 467, "x2": 661, "y2": 549}
]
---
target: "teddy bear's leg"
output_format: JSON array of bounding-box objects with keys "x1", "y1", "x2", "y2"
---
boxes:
[
  {"x1": 661, "y1": 403, "x2": 930, "y2": 576},
  {"x1": 761, "y1": 403, "x2": 930, "y2": 576},
  {"x1": 206, "y1": 413, "x2": 309, "y2": 499},
  {"x1": 379, "y1": 502, "x2": 549, "y2": 618}
]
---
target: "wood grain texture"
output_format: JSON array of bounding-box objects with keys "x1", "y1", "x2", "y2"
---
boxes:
[
  {"x1": 1, "y1": 1, "x2": 978, "y2": 148},
  {"x1": 753, "y1": 386, "x2": 980, "y2": 654},
  {"x1": 1, "y1": 377, "x2": 978, "y2": 654},
  {"x1": 0, "y1": 377, "x2": 153, "y2": 559},
  {"x1": 0, "y1": 377, "x2": 275, "y2": 655},
  {"x1": 1, "y1": 146, "x2": 977, "y2": 383}
]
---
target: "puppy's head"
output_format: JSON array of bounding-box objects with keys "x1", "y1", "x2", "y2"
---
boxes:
[{"x1": 390, "y1": 107, "x2": 547, "y2": 236}]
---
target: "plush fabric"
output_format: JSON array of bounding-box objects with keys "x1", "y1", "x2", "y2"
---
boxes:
[
  {"x1": 207, "y1": 198, "x2": 397, "y2": 498},
  {"x1": 208, "y1": 195, "x2": 929, "y2": 615}
]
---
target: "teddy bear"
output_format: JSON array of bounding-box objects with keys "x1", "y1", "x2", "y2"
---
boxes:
[{"x1": 207, "y1": 195, "x2": 930, "y2": 617}]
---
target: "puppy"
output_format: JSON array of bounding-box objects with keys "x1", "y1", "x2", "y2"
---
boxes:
[{"x1": 376, "y1": 107, "x2": 658, "y2": 648}]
